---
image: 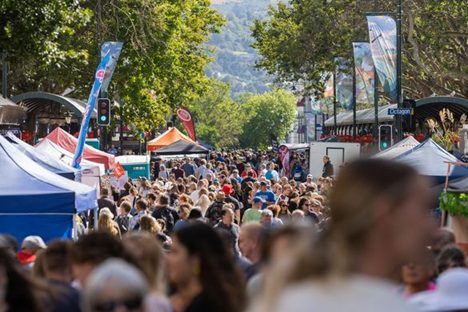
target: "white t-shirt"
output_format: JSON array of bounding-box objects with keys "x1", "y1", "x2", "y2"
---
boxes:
[{"x1": 253, "y1": 275, "x2": 416, "y2": 312}]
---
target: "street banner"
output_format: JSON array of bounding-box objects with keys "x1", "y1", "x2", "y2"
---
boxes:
[
  {"x1": 335, "y1": 57, "x2": 353, "y2": 110},
  {"x1": 278, "y1": 145, "x2": 290, "y2": 178},
  {"x1": 100, "y1": 42, "x2": 123, "y2": 95},
  {"x1": 352, "y1": 42, "x2": 375, "y2": 107},
  {"x1": 72, "y1": 42, "x2": 123, "y2": 169},
  {"x1": 305, "y1": 97, "x2": 320, "y2": 142},
  {"x1": 366, "y1": 15, "x2": 397, "y2": 101},
  {"x1": 176, "y1": 107, "x2": 197, "y2": 141}
]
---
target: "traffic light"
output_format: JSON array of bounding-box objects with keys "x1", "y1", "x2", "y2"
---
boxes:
[
  {"x1": 379, "y1": 125, "x2": 393, "y2": 151},
  {"x1": 97, "y1": 98, "x2": 111, "y2": 126}
]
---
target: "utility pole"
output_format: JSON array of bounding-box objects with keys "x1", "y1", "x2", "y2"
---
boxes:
[
  {"x1": 333, "y1": 70, "x2": 337, "y2": 134},
  {"x1": 1, "y1": 52, "x2": 7, "y2": 98},
  {"x1": 373, "y1": 0, "x2": 379, "y2": 138},
  {"x1": 396, "y1": 0, "x2": 403, "y2": 140}
]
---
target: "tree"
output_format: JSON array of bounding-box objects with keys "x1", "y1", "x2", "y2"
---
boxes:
[
  {"x1": 252, "y1": 0, "x2": 468, "y2": 99},
  {"x1": 1, "y1": 0, "x2": 225, "y2": 132},
  {"x1": 0, "y1": 0, "x2": 93, "y2": 94},
  {"x1": 238, "y1": 89, "x2": 296, "y2": 149},
  {"x1": 187, "y1": 79, "x2": 245, "y2": 149}
]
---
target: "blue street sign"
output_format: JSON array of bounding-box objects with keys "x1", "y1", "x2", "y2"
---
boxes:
[{"x1": 388, "y1": 108, "x2": 413, "y2": 116}]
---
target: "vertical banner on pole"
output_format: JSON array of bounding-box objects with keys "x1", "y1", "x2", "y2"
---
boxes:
[
  {"x1": 305, "y1": 97, "x2": 320, "y2": 142},
  {"x1": 279, "y1": 145, "x2": 290, "y2": 178},
  {"x1": 335, "y1": 57, "x2": 353, "y2": 110},
  {"x1": 176, "y1": 107, "x2": 197, "y2": 142},
  {"x1": 352, "y1": 42, "x2": 375, "y2": 107},
  {"x1": 100, "y1": 42, "x2": 123, "y2": 95},
  {"x1": 72, "y1": 42, "x2": 123, "y2": 169},
  {"x1": 366, "y1": 15, "x2": 397, "y2": 102}
]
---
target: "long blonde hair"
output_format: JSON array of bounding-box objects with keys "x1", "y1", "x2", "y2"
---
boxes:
[{"x1": 98, "y1": 214, "x2": 118, "y2": 236}]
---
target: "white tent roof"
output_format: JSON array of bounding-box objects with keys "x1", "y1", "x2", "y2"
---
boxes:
[
  {"x1": 0, "y1": 135, "x2": 97, "y2": 212},
  {"x1": 373, "y1": 136, "x2": 420, "y2": 159},
  {"x1": 35, "y1": 139, "x2": 105, "y2": 175}
]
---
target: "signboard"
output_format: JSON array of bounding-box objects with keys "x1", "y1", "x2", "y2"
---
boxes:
[{"x1": 388, "y1": 108, "x2": 413, "y2": 116}]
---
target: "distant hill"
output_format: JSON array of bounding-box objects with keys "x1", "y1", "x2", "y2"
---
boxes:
[{"x1": 207, "y1": 0, "x2": 277, "y2": 96}]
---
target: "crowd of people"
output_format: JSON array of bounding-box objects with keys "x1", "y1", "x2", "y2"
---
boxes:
[{"x1": 1, "y1": 151, "x2": 467, "y2": 312}]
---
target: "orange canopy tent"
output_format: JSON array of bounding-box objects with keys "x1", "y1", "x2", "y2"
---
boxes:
[
  {"x1": 40, "y1": 127, "x2": 115, "y2": 169},
  {"x1": 147, "y1": 127, "x2": 195, "y2": 152}
]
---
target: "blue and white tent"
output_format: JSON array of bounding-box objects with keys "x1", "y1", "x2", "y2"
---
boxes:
[
  {"x1": 395, "y1": 138, "x2": 468, "y2": 182},
  {"x1": 0, "y1": 135, "x2": 97, "y2": 244},
  {"x1": 5, "y1": 132, "x2": 78, "y2": 180}
]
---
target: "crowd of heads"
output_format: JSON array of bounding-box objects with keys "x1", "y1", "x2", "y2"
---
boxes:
[{"x1": 0, "y1": 151, "x2": 467, "y2": 312}]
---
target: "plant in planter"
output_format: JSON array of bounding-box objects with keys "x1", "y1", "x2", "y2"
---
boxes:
[
  {"x1": 427, "y1": 108, "x2": 467, "y2": 152},
  {"x1": 440, "y1": 192, "x2": 468, "y2": 217}
]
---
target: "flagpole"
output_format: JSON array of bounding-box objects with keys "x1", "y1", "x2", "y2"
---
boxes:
[
  {"x1": 352, "y1": 57, "x2": 357, "y2": 141},
  {"x1": 333, "y1": 70, "x2": 337, "y2": 135},
  {"x1": 396, "y1": 0, "x2": 403, "y2": 140},
  {"x1": 373, "y1": 0, "x2": 379, "y2": 140}
]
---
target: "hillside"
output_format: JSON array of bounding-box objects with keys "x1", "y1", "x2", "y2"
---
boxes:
[{"x1": 207, "y1": 0, "x2": 277, "y2": 96}]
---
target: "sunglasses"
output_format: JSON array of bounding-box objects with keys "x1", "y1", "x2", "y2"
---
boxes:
[{"x1": 93, "y1": 297, "x2": 143, "y2": 312}]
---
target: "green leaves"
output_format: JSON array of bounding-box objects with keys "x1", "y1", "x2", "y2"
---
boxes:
[
  {"x1": 2, "y1": 0, "x2": 224, "y2": 133},
  {"x1": 253, "y1": 0, "x2": 468, "y2": 100},
  {"x1": 187, "y1": 81, "x2": 296, "y2": 149},
  {"x1": 440, "y1": 192, "x2": 468, "y2": 217},
  {"x1": 238, "y1": 89, "x2": 297, "y2": 149}
]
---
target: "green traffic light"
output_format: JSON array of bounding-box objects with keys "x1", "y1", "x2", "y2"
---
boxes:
[
  {"x1": 381, "y1": 142, "x2": 388, "y2": 149},
  {"x1": 100, "y1": 116, "x2": 107, "y2": 122}
]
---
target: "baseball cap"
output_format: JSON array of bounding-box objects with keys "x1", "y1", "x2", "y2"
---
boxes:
[
  {"x1": 21, "y1": 235, "x2": 47, "y2": 250},
  {"x1": 253, "y1": 197, "x2": 265, "y2": 204}
]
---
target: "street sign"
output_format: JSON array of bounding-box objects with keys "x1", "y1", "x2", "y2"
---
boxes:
[{"x1": 388, "y1": 108, "x2": 413, "y2": 115}]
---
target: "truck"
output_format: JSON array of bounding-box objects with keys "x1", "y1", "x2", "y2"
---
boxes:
[{"x1": 309, "y1": 142, "x2": 361, "y2": 179}]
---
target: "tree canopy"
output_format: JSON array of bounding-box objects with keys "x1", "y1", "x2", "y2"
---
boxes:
[
  {"x1": 252, "y1": 0, "x2": 468, "y2": 99},
  {"x1": 1, "y1": 0, "x2": 225, "y2": 131}
]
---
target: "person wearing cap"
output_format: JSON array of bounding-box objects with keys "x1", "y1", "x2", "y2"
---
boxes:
[
  {"x1": 242, "y1": 197, "x2": 263, "y2": 224},
  {"x1": 255, "y1": 182, "x2": 276, "y2": 209},
  {"x1": 221, "y1": 184, "x2": 241, "y2": 222},
  {"x1": 17, "y1": 235, "x2": 47, "y2": 267}
]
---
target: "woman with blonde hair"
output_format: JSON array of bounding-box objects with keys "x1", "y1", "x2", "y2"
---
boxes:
[
  {"x1": 254, "y1": 159, "x2": 435, "y2": 312},
  {"x1": 98, "y1": 209, "x2": 120, "y2": 237},
  {"x1": 140, "y1": 215, "x2": 172, "y2": 249},
  {"x1": 123, "y1": 232, "x2": 171, "y2": 312},
  {"x1": 195, "y1": 192, "x2": 211, "y2": 216}
]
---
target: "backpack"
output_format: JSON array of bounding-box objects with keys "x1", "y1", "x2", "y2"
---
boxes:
[
  {"x1": 159, "y1": 208, "x2": 175, "y2": 232},
  {"x1": 116, "y1": 215, "x2": 130, "y2": 234}
]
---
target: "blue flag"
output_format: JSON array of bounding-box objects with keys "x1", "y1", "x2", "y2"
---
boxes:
[
  {"x1": 72, "y1": 42, "x2": 123, "y2": 169},
  {"x1": 100, "y1": 42, "x2": 123, "y2": 95}
]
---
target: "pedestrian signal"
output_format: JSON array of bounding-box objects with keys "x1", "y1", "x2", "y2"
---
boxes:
[{"x1": 379, "y1": 125, "x2": 393, "y2": 151}]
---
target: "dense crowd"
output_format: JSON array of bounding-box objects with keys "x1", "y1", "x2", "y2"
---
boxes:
[{"x1": 1, "y1": 151, "x2": 468, "y2": 312}]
